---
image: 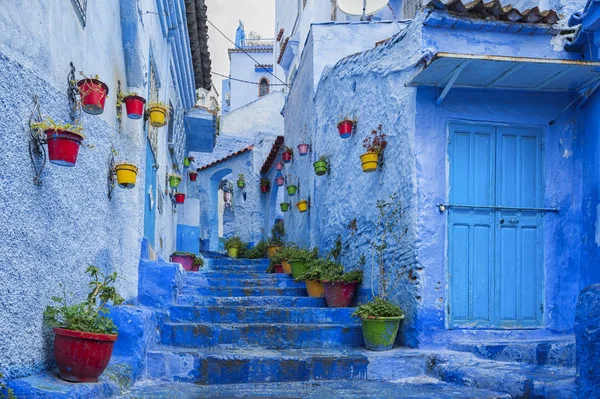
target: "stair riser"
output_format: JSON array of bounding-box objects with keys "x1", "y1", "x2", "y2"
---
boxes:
[
  {"x1": 181, "y1": 287, "x2": 307, "y2": 297},
  {"x1": 448, "y1": 342, "x2": 575, "y2": 368},
  {"x1": 189, "y1": 271, "x2": 292, "y2": 279},
  {"x1": 176, "y1": 296, "x2": 327, "y2": 307},
  {"x1": 205, "y1": 264, "x2": 270, "y2": 272},
  {"x1": 146, "y1": 352, "x2": 368, "y2": 384},
  {"x1": 184, "y1": 278, "x2": 304, "y2": 288},
  {"x1": 169, "y1": 306, "x2": 359, "y2": 324},
  {"x1": 206, "y1": 259, "x2": 271, "y2": 267},
  {"x1": 161, "y1": 325, "x2": 363, "y2": 349}
]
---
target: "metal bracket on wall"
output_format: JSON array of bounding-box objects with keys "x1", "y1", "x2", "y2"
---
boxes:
[
  {"x1": 107, "y1": 147, "x2": 117, "y2": 200},
  {"x1": 67, "y1": 62, "x2": 81, "y2": 122},
  {"x1": 116, "y1": 80, "x2": 123, "y2": 132},
  {"x1": 28, "y1": 95, "x2": 46, "y2": 186}
]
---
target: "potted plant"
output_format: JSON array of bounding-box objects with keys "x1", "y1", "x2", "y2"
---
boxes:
[
  {"x1": 43, "y1": 266, "x2": 124, "y2": 382},
  {"x1": 282, "y1": 146, "x2": 293, "y2": 163},
  {"x1": 77, "y1": 74, "x2": 109, "y2": 115},
  {"x1": 360, "y1": 125, "x2": 387, "y2": 173},
  {"x1": 296, "y1": 258, "x2": 332, "y2": 298},
  {"x1": 337, "y1": 114, "x2": 356, "y2": 139},
  {"x1": 275, "y1": 173, "x2": 285, "y2": 186},
  {"x1": 237, "y1": 174, "x2": 245, "y2": 188},
  {"x1": 322, "y1": 267, "x2": 363, "y2": 308},
  {"x1": 270, "y1": 245, "x2": 292, "y2": 274},
  {"x1": 115, "y1": 162, "x2": 138, "y2": 189},
  {"x1": 225, "y1": 236, "x2": 247, "y2": 258},
  {"x1": 353, "y1": 297, "x2": 404, "y2": 351},
  {"x1": 183, "y1": 156, "x2": 194, "y2": 167},
  {"x1": 280, "y1": 202, "x2": 290, "y2": 212},
  {"x1": 174, "y1": 192, "x2": 185, "y2": 204},
  {"x1": 296, "y1": 199, "x2": 308, "y2": 213},
  {"x1": 239, "y1": 240, "x2": 269, "y2": 259},
  {"x1": 274, "y1": 264, "x2": 284, "y2": 273},
  {"x1": 32, "y1": 117, "x2": 85, "y2": 167},
  {"x1": 281, "y1": 246, "x2": 318, "y2": 279},
  {"x1": 170, "y1": 252, "x2": 203, "y2": 271},
  {"x1": 0, "y1": 373, "x2": 14, "y2": 399},
  {"x1": 275, "y1": 161, "x2": 283, "y2": 171},
  {"x1": 147, "y1": 101, "x2": 170, "y2": 127},
  {"x1": 122, "y1": 92, "x2": 146, "y2": 119},
  {"x1": 287, "y1": 183, "x2": 297, "y2": 196},
  {"x1": 260, "y1": 177, "x2": 270, "y2": 193},
  {"x1": 189, "y1": 171, "x2": 198, "y2": 182},
  {"x1": 266, "y1": 222, "x2": 285, "y2": 258},
  {"x1": 168, "y1": 173, "x2": 182, "y2": 189},
  {"x1": 314, "y1": 156, "x2": 328, "y2": 176}
]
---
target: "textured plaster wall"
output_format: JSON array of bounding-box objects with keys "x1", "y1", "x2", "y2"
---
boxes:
[
  {"x1": 0, "y1": 0, "x2": 187, "y2": 378},
  {"x1": 220, "y1": 91, "x2": 285, "y2": 138},
  {"x1": 229, "y1": 50, "x2": 280, "y2": 112}
]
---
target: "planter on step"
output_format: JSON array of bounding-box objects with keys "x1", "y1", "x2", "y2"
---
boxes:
[
  {"x1": 314, "y1": 159, "x2": 328, "y2": 176},
  {"x1": 305, "y1": 280, "x2": 325, "y2": 298},
  {"x1": 289, "y1": 260, "x2": 307, "y2": 279},
  {"x1": 337, "y1": 119, "x2": 354, "y2": 138},
  {"x1": 287, "y1": 185, "x2": 297, "y2": 196},
  {"x1": 360, "y1": 152, "x2": 379, "y2": 173},
  {"x1": 360, "y1": 317, "x2": 402, "y2": 351},
  {"x1": 169, "y1": 175, "x2": 182, "y2": 189},
  {"x1": 77, "y1": 79, "x2": 109, "y2": 115},
  {"x1": 281, "y1": 260, "x2": 292, "y2": 274},
  {"x1": 280, "y1": 202, "x2": 290, "y2": 212},
  {"x1": 296, "y1": 199, "x2": 308, "y2": 213},
  {"x1": 227, "y1": 247, "x2": 238, "y2": 258},
  {"x1": 115, "y1": 162, "x2": 138, "y2": 189},
  {"x1": 170, "y1": 253, "x2": 196, "y2": 271},
  {"x1": 274, "y1": 264, "x2": 284, "y2": 274},
  {"x1": 174, "y1": 192, "x2": 185, "y2": 204},
  {"x1": 52, "y1": 327, "x2": 117, "y2": 382},
  {"x1": 45, "y1": 129, "x2": 85, "y2": 166},
  {"x1": 123, "y1": 95, "x2": 146, "y2": 119},
  {"x1": 275, "y1": 162, "x2": 283, "y2": 171},
  {"x1": 323, "y1": 281, "x2": 357, "y2": 307},
  {"x1": 189, "y1": 172, "x2": 198, "y2": 182},
  {"x1": 297, "y1": 143, "x2": 309, "y2": 156},
  {"x1": 267, "y1": 245, "x2": 282, "y2": 258}
]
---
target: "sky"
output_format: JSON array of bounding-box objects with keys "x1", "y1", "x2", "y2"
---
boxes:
[{"x1": 205, "y1": 0, "x2": 276, "y2": 96}]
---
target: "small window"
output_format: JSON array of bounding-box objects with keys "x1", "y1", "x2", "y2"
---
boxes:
[
  {"x1": 70, "y1": 0, "x2": 87, "y2": 27},
  {"x1": 259, "y1": 77, "x2": 270, "y2": 97}
]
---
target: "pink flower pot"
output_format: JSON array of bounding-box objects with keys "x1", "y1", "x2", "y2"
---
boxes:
[
  {"x1": 275, "y1": 162, "x2": 283, "y2": 171},
  {"x1": 276, "y1": 176, "x2": 285, "y2": 186},
  {"x1": 297, "y1": 143, "x2": 309, "y2": 156}
]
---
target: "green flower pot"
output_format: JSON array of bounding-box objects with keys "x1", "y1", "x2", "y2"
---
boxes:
[
  {"x1": 314, "y1": 160, "x2": 328, "y2": 176},
  {"x1": 237, "y1": 179, "x2": 245, "y2": 188},
  {"x1": 280, "y1": 203, "x2": 290, "y2": 212},
  {"x1": 289, "y1": 260, "x2": 307, "y2": 279},
  {"x1": 169, "y1": 176, "x2": 182, "y2": 189},
  {"x1": 360, "y1": 316, "x2": 403, "y2": 351},
  {"x1": 287, "y1": 185, "x2": 297, "y2": 196},
  {"x1": 184, "y1": 157, "x2": 191, "y2": 167},
  {"x1": 227, "y1": 247, "x2": 238, "y2": 258}
]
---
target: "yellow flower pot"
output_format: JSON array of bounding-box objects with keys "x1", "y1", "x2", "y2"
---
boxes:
[
  {"x1": 115, "y1": 163, "x2": 138, "y2": 189},
  {"x1": 296, "y1": 200, "x2": 308, "y2": 213},
  {"x1": 148, "y1": 107, "x2": 167, "y2": 127},
  {"x1": 360, "y1": 152, "x2": 379, "y2": 173},
  {"x1": 281, "y1": 260, "x2": 292, "y2": 274},
  {"x1": 305, "y1": 280, "x2": 325, "y2": 298},
  {"x1": 227, "y1": 247, "x2": 238, "y2": 258},
  {"x1": 267, "y1": 245, "x2": 281, "y2": 258}
]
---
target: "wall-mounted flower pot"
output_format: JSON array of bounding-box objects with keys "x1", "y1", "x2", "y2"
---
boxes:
[
  {"x1": 281, "y1": 260, "x2": 292, "y2": 274},
  {"x1": 183, "y1": 157, "x2": 191, "y2": 167},
  {"x1": 282, "y1": 151, "x2": 292, "y2": 163},
  {"x1": 297, "y1": 143, "x2": 309, "y2": 156},
  {"x1": 287, "y1": 185, "x2": 297, "y2": 196},
  {"x1": 280, "y1": 202, "x2": 290, "y2": 212},
  {"x1": 274, "y1": 264, "x2": 284, "y2": 273},
  {"x1": 275, "y1": 162, "x2": 283, "y2": 171},
  {"x1": 267, "y1": 245, "x2": 282, "y2": 258},
  {"x1": 189, "y1": 172, "x2": 198, "y2": 182},
  {"x1": 360, "y1": 152, "x2": 379, "y2": 173},
  {"x1": 175, "y1": 193, "x2": 185, "y2": 204},
  {"x1": 148, "y1": 106, "x2": 167, "y2": 127},
  {"x1": 360, "y1": 317, "x2": 402, "y2": 351},
  {"x1": 323, "y1": 281, "x2": 357, "y2": 307},
  {"x1": 169, "y1": 175, "x2": 182, "y2": 189},
  {"x1": 52, "y1": 327, "x2": 117, "y2": 382},
  {"x1": 227, "y1": 247, "x2": 238, "y2": 258},
  {"x1": 123, "y1": 95, "x2": 146, "y2": 119},
  {"x1": 237, "y1": 179, "x2": 245, "y2": 188},
  {"x1": 314, "y1": 160, "x2": 328, "y2": 176},
  {"x1": 296, "y1": 199, "x2": 308, "y2": 213},
  {"x1": 290, "y1": 261, "x2": 307, "y2": 279},
  {"x1": 276, "y1": 176, "x2": 285, "y2": 186},
  {"x1": 305, "y1": 280, "x2": 325, "y2": 298},
  {"x1": 337, "y1": 119, "x2": 354, "y2": 138},
  {"x1": 115, "y1": 163, "x2": 138, "y2": 189},
  {"x1": 45, "y1": 129, "x2": 84, "y2": 166},
  {"x1": 170, "y1": 254, "x2": 197, "y2": 271},
  {"x1": 261, "y1": 184, "x2": 270, "y2": 193},
  {"x1": 77, "y1": 79, "x2": 109, "y2": 115}
]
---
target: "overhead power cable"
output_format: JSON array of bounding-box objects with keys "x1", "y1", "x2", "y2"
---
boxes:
[
  {"x1": 212, "y1": 71, "x2": 287, "y2": 86},
  {"x1": 206, "y1": 19, "x2": 289, "y2": 88}
]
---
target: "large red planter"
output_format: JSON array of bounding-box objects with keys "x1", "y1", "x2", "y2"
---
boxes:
[
  {"x1": 275, "y1": 176, "x2": 285, "y2": 186},
  {"x1": 275, "y1": 162, "x2": 283, "y2": 171},
  {"x1": 123, "y1": 95, "x2": 146, "y2": 119},
  {"x1": 282, "y1": 151, "x2": 292, "y2": 163},
  {"x1": 323, "y1": 281, "x2": 357, "y2": 307},
  {"x1": 45, "y1": 129, "x2": 84, "y2": 166},
  {"x1": 77, "y1": 79, "x2": 109, "y2": 115},
  {"x1": 274, "y1": 264, "x2": 284, "y2": 274},
  {"x1": 53, "y1": 327, "x2": 117, "y2": 382},
  {"x1": 189, "y1": 172, "x2": 198, "y2": 182},
  {"x1": 170, "y1": 254, "x2": 198, "y2": 271},
  {"x1": 175, "y1": 193, "x2": 185, "y2": 204},
  {"x1": 261, "y1": 185, "x2": 269, "y2": 193},
  {"x1": 337, "y1": 120, "x2": 354, "y2": 138}
]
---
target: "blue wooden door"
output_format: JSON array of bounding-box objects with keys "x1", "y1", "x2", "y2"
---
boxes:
[{"x1": 448, "y1": 123, "x2": 543, "y2": 328}]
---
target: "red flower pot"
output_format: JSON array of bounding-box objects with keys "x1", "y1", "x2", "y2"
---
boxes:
[
  {"x1": 274, "y1": 264, "x2": 284, "y2": 273},
  {"x1": 275, "y1": 176, "x2": 285, "y2": 186},
  {"x1": 275, "y1": 162, "x2": 283, "y2": 171},
  {"x1": 189, "y1": 172, "x2": 198, "y2": 182},
  {"x1": 175, "y1": 193, "x2": 185, "y2": 204},
  {"x1": 45, "y1": 129, "x2": 84, "y2": 166},
  {"x1": 297, "y1": 143, "x2": 309, "y2": 156},
  {"x1": 261, "y1": 185, "x2": 270, "y2": 193},
  {"x1": 170, "y1": 254, "x2": 198, "y2": 271},
  {"x1": 282, "y1": 151, "x2": 292, "y2": 163},
  {"x1": 53, "y1": 327, "x2": 117, "y2": 382},
  {"x1": 123, "y1": 95, "x2": 146, "y2": 119},
  {"x1": 77, "y1": 79, "x2": 109, "y2": 115},
  {"x1": 337, "y1": 120, "x2": 354, "y2": 139},
  {"x1": 323, "y1": 281, "x2": 357, "y2": 307}
]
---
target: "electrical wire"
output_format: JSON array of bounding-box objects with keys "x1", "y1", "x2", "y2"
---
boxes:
[
  {"x1": 206, "y1": 18, "x2": 289, "y2": 88},
  {"x1": 212, "y1": 71, "x2": 287, "y2": 86}
]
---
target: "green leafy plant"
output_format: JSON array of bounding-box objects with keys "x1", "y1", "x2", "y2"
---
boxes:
[
  {"x1": 238, "y1": 173, "x2": 245, "y2": 181},
  {"x1": 296, "y1": 257, "x2": 332, "y2": 281},
  {"x1": 352, "y1": 296, "x2": 404, "y2": 319},
  {"x1": 239, "y1": 239, "x2": 268, "y2": 259},
  {"x1": 168, "y1": 172, "x2": 182, "y2": 180},
  {"x1": 171, "y1": 251, "x2": 203, "y2": 267},
  {"x1": 0, "y1": 372, "x2": 15, "y2": 399},
  {"x1": 31, "y1": 116, "x2": 84, "y2": 137},
  {"x1": 225, "y1": 236, "x2": 247, "y2": 250},
  {"x1": 43, "y1": 266, "x2": 124, "y2": 335},
  {"x1": 363, "y1": 124, "x2": 387, "y2": 155},
  {"x1": 260, "y1": 177, "x2": 270, "y2": 187},
  {"x1": 269, "y1": 222, "x2": 285, "y2": 246},
  {"x1": 318, "y1": 155, "x2": 327, "y2": 162}
]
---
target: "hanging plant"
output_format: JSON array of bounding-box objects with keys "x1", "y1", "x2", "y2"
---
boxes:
[
  {"x1": 147, "y1": 101, "x2": 170, "y2": 127},
  {"x1": 296, "y1": 199, "x2": 308, "y2": 213},
  {"x1": 174, "y1": 192, "x2": 185, "y2": 204},
  {"x1": 115, "y1": 162, "x2": 138, "y2": 189},
  {"x1": 168, "y1": 173, "x2": 182, "y2": 189},
  {"x1": 280, "y1": 202, "x2": 290, "y2": 212},
  {"x1": 31, "y1": 117, "x2": 85, "y2": 167},
  {"x1": 337, "y1": 114, "x2": 356, "y2": 139},
  {"x1": 189, "y1": 171, "x2": 198, "y2": 182},
  {"x1": 77, "y1": 73, "x2": 109, "y2": 115},
  {"x1": 314, "y1": 156, "x2": 328, "y2": 176},
  {"x1": 297, "y1": 124, "x2": 310, "y2": 156},
  {"x1": 275, "y1": 173, "x2": 285, "y2": 186},
  {"x1": 360, "y1": 125, "x2": 387, "y2": 173},
  {"x1": 275, "y1": 161, "x2": 284, "y2": 171},
  {"x1": 122, "y1": 92, "x2": 146, "y2": 120},
  {"x1": 237, "y1": 174, "x2": 245, "y2": 188},
  {"x1": 260, "y1": 177, "x2": 270, "y2": 193},
  {"x1": 287, "y1": 183, "x2": 297, "y2": 196},
  {"x1": 282, "y1": 146, "x2": 294, "y2": 163}
]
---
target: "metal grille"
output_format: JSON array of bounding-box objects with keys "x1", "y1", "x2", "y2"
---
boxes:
[
  {"x1": 70, "y1": 0, "x2": 87, "y2": 27},
  {"x1": 148, "y1": 62, "x2": 159, "y2": 159}
]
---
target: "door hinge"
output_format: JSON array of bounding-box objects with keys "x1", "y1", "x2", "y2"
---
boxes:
[
  {"x1": 447, "y1": 304, "x2": 450, "y2": 314},
  {"x1": 540, "y1": 141, "x2": 544, "y2": 150},
  {"x1": 540, "y1": 303, "x2": 544, "y2": 313}
]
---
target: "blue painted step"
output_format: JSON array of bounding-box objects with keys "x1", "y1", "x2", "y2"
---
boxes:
[
  {"x1": 160, "y1": 322, "x2": 363, "y2": 349},
  {"x1": 205, "y1": 263, "x2": 270, "y2": 272},
  {"x1": 189, "y1": 271, "x2": 291, "y2": 279},
  {"x1": 181, "y1": 286, "x2": 307, "y2": 297},
  {"x1": 184, "y1": 277, "x2": 304, "y2": 288},
  {"x1": 146, "y1": 347, "x2": 368, "y2": 384},
  {"x1": 169, "y1": 306, "x2": 358, "y2": 324},
  {"x1": 176, "y1": 296, "x2": 327, "y2": 307}
]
